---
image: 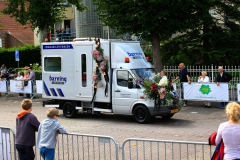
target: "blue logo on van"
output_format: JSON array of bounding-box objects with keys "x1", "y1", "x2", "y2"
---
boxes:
[
  {"x1": 43, "y1": 44, "x2": 73, "y2": 49},
  {"x1": 127, "y1": 52, "x2": 143, "y2": 56},
  {"x1": 49, "y1": 75, "x2": 67, "y2": 84}
]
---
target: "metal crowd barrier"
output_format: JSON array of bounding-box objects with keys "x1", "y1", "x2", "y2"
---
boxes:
[
  {"x1": 175, "y1": 82, "x2": 237, "y2": 102},
  {"x1": 0, "y1": 126, "x2": 119, "y2": 160},
  {"x1": 0, "y1": 126, "x2": 17, "y2": 160},
  {"x1": 0, "y1": 126, "x2": 218, "y2": 160},
  {"x1": 121, "y1": 138, "x2": 214, "y2": 160},
  {"x1": 0, "y1": 80, "x2": 36, "y2": 99},
  {"x1": 38, "y1": 133, "x2": 119, "y2": 160}
]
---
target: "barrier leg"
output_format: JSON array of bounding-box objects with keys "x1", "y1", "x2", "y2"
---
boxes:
[{"x1": 5, "y1": 93, "x2": 14, "y2": 98}]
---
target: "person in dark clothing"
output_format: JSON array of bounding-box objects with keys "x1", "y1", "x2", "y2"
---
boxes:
[
  {"x1": 215, "y1": 66, "x2": 232, "y2": 109},
  {"x1": 16, "y1": 99, "x2": 40, "y2": 160},
  {"x1": 173, "y1": 63, "x2": 191, "y2": 106},
  {"x1": 0, "y1": 70, "x2": 8, "y2": 80}
]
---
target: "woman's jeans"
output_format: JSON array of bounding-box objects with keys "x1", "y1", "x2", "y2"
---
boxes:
[{"x1": 40, "y1": 147, "x2": 55, "y2": 160}]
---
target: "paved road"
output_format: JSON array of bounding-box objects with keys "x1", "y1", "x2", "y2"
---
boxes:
[{"x1": 0, "y1": 93, "x2": 227, "y2": 144}]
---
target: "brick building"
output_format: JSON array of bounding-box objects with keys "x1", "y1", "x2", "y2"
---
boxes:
[{"x1": 0, "y1": 1, "x2": 34, "y2": 48}]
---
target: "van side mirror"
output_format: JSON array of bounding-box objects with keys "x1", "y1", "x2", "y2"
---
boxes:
[
  {"x1": 136, "y1": 84, "x2": 141, "y2": 89},
  {"x1": 128, "y1": 78, "x2": 133, "y2": 89}
]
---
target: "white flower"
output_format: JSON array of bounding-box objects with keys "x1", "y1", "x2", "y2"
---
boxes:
[{"x1": 158, "y1": 77, "x2": 168, "y2": 86}]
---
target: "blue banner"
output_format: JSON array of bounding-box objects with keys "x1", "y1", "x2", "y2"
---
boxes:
[{"x1": 43, "y1": 44, "x2": 73, "y2": 50}]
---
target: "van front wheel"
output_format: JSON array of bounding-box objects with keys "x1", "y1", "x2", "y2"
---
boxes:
[
  {"x1": 133, "y1": 105, "x2": 151, "y2": 124},
  {"x1": 63, "y1": 102, "x2": 78, "y2": 118}
]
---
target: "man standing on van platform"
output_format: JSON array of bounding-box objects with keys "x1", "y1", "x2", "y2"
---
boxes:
[
  {"x1": 215, "y1": 66, "x2": 232, "y2": 109},
  {"x1": 173, "y1": 63, "x2": 191, "y2": 106}
]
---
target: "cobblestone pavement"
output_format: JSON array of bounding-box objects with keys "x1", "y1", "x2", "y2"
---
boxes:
[{"x1": 0, "y1": 93, "x2": 228, "y2": 144}]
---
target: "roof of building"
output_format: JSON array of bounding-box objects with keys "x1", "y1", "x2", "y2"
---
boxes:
[{"x1": 0, "y1": 2, "x2": 34, "y2": 45}]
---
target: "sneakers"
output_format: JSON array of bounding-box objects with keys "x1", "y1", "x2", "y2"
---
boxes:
[
  {"x1": 218, "y1": 104, "x2": 225, "y2": 109},
  {"x1": 183, "y1": 100, "x2": 187, "y2": 107},
  {"x1": 218, "y1": 105, "x2": 225, "y2": 109}
]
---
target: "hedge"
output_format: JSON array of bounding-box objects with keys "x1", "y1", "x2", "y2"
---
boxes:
[{"x1": 0, "y1": 45, "x2": 41, "y2": 68}]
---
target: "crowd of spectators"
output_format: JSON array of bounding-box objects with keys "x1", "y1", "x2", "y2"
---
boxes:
[
  {"x1": 55, "y1": 25, "x2": 71, "y2": 42},
  {"x1": 0, "y1": 64, "x2": 36, "y2": 98}
]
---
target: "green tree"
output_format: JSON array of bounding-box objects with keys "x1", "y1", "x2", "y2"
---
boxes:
[
  {"x1": 2, "y1": 0, "x2": 87, "y2": 38},
  {"x1": 161, "y1": 0, "x2": 240, "y2": 66},
  {"x1": 93, "y1": 0, "x2": 209, "y2": 71}
]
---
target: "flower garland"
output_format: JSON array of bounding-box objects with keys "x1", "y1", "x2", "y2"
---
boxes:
[
  {"x1": 91, "y1": 38, "x2": 109, "y2": 103},
  {"x1": 92, "y1": 41, "x2": 109, "y2": 88},
  {"x1": 138, "y1": 74, "x2": 182, "y2": 112}
]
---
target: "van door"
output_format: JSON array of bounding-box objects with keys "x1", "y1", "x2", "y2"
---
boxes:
[
  {"x1": 112, "y1": 70, "x2": 138, "y2": 114},
  {"x1": 75, "y1": 44, "x2": 93, "y2": 100}
]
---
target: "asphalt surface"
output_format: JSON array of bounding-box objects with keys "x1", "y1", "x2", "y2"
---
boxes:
[{"x1": 0, "y1": 93, "x2": 228, "y2": 144}]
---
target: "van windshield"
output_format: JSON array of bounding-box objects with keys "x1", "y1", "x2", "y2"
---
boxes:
[{"x1": 131, "y1": 68, "x2": 157, "y2": 80}]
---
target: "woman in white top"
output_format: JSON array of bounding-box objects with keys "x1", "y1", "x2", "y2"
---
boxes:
[
  {"x1": 198, "y1": 71, "x2": 211, "y2": 107},
  {"x1": 15, "y1": 72, "x2": 24, "y2": 97},
  {"x1": 15, "y1": 72, "x2": 23, "y2": 80},
  {"x1": 215, "y1": 102, "x2": 240, "y2": 160},
  {"x1": 158, "y1": 70, "x2": 168, "y2": 86}
]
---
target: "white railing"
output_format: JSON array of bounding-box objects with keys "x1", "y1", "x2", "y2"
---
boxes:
[{"x1": 163, "y1": 65, "x2": 240, "y2": 84}]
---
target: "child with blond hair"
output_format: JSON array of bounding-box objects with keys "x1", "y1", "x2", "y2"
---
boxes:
[
  {"x1": 215, "y1": 102, "x2": 240, "y2": 159},
  {"x1": 36, "y1": 108, "x2": 66, "y2": 160}
]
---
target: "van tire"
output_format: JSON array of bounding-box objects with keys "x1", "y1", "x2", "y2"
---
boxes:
[
  {"x1": 133, "y1": 105, "x2": 151, "y2": 124},
  {"x1": 63, "y1": 102, "x2": 78, "y2": 118},
  {"x1": 161, "y1": 114, "x2": 174, "y2": 119}
]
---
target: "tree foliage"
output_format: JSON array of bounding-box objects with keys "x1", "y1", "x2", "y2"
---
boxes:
[
  {"x1": 2, "y1": 0, "x2": 87, "y2": 34},
  {"x1": 160, "y1": 0, "x2": 240, "y2": 66},
  {"x1": 93, "y1": 0, "x2": 208, "y2": 71}
]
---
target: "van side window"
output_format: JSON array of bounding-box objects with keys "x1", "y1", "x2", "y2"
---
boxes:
[
  {"x1": 81, "y1": 54, "x2": 87, "y2": 87},
  {"x1": 44, "y1": 57, "x2": 61, "y2": 72},
  {"x1": 117, "y1": 70, "x2": 133, "y2": 87}
]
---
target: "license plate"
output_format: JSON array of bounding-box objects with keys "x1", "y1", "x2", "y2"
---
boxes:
[{"x1": 171, "y1": 109, "x2": 178, "y2": 113}]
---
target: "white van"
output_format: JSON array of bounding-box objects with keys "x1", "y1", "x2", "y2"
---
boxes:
[{"x1": 41, "y1": 39, "x2": 179, "y2": 123}]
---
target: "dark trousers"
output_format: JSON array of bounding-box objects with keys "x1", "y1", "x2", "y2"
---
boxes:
[
  {"x1": 220, "y1": 102, "x2": 228, "y2": 107},
  {"x1": 16, "y1": 144, "x2": 35, "y2": 160},
  {"x1": 25, "y1": 94, "x2": 30, "y2": 98}
]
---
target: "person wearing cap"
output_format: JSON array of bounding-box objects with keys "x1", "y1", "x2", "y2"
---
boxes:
[
  {"x1": 25, "y1": 67, "x2": 35, "y2": 98},
  {"x1": 36, "y1": 108, "x2": 66, "y2": 160}
]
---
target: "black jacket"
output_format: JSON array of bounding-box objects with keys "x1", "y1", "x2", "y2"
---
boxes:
[
  {"x1": 215, "y1": 71, "x2": 232, "y2": 83},
  {"x1": 16, "y1": 113, "x2": 40, "y2": 146}
]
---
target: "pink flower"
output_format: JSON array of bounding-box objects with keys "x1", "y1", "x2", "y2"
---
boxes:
[
  {"x1": 100, "y1": 64, "x2": 105, "y2": 70},
  {"x1": 92, "y1": 75, "x2": 98, "y2": 81},
  {"x1": 97, "y1": 55, "x2": 103, "y2": 61},
  {"x1": 160, "y1": 94, "x2": 165, "y2": 99},
  {"x1": 100, "y1": 61, "x2": 107, "y2": 65},
  {"x1": 92, "y1": 50, "x2": 99, "y2": 55},
  {"x1": 158, "y1": 87, "x2": 166, "y2": 94}
]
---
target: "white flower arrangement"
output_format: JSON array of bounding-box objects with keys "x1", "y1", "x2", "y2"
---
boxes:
[{"x1": 158, "y1": 76, "x2": 168, "y2": 87}]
